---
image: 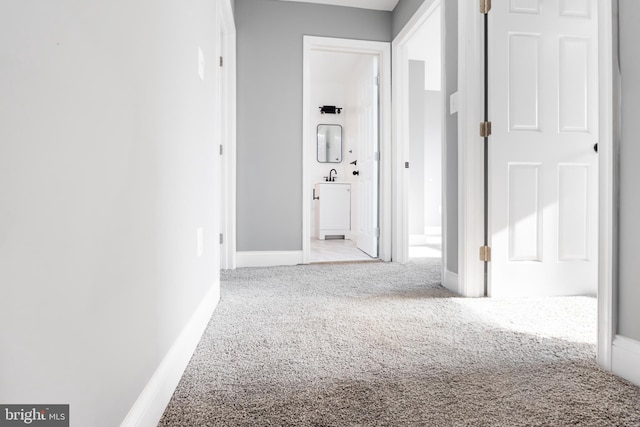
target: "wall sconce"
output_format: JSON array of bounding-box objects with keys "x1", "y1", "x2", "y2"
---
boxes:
[{"x1": 319, "y1": 105, "x2": 342, "y2": 114}]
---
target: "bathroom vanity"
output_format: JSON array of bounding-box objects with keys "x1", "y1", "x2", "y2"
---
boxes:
[{"x1": 314, "y1": 183, "x2": 351, "y2": 240}]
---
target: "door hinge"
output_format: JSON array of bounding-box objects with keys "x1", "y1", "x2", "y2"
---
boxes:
[
  {"x1": 219, "y1": 233, "x2": 224, "y2": 244},
  {"x1": 374, "y1": 227, "x2": 380, "y2": 238},
  {"x1": 374, "y1": 152, "x2": 380, "y2": 162},
  {"x1": 480, "y1": 0, "x2": 491, "y2": 14},
  {"x1": 220, "y1": 144, "x2": 223, "y2": 155},
  {"x1": 479, "y1": 245, "x2": 492, "y2": 262},
  {"x1": 374, "y1": 75, "x2": 380, "y2": 86},
  {"x1": 480, "y1": 121, "x2": 492, "y2": 138},
  {"x1": 219, "y1": 56, "x2": 223, "y2": 67},
  {"x1": 405, "y1": 161, "x2": 410, "y2": 169}
]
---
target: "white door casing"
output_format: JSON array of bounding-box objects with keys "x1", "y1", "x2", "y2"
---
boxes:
[
  {"x1": 489, "y1": 0, "x2": 599, "y2": 297},
  {"x1": 218, "y1": 0, "x2": 236, "y2": 270},
  {"x1": 302, "y1": 36, "x2": 391, "y2": 263}
]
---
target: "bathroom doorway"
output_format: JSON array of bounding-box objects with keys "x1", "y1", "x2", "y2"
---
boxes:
[{"x1": 302, "y1": 37, "x2": 392, "y2": 264}]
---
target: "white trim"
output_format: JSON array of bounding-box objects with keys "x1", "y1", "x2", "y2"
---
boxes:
[
  {"x1": 391, "y1": 0, "x2": 442, "y2": 266},
  {"x1": 302, "y1": 36, "x2": 392, "y2": 264},
  {"x1": 120, "y1": 283, "x2": 220, "y2": 427},
  {"x1": 457, "y1": 0, "x2": 485, "y2": 297},
  {"x1": 597, "y1": 0, "x2": 615, "y2": 372},
  {"x1": 219, "y1": 0, "x2": 237, "y2": 270},
  {"x1": 443, "y1": 269, "x2": 459, "y2": 293},
  {"x1": 611, "y1": 336, "x2": 640, "y2": 387},
  {"x1": 236, "y1": 251, "x2": 303, "y2": 268}
]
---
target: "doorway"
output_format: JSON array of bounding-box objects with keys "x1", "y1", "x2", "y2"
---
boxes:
[
  {"x1": 392, "y1": 0, "x2": 447, "y2": 271},
  {"x1": 302, "y1": 37, "x2": 392, "y2": 264},
  {"x1": 406, "y1": 5, "x2": 443, "y2": 262}
]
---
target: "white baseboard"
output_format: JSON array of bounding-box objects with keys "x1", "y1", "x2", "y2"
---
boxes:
[
  {"x1": 120, "y1": 282, "x2": 220, "y2": 427},
  {"x1": 611, "y1": 335, "x2": 640, "y2": 387},
  {"x1": 443, "y1": 269, "x2": 459, "y2": 294},
  {"x1": 236, "y1": 251, "x2": 303, "y2": 268}
]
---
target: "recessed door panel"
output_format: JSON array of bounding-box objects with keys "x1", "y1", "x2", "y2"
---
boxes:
[
  {"x1": 509, "y1": 34, "x2": 541, "y2": 131},
  {"x1": 510, "y1": 0, "x2": 540, "y2": 15},
  {"x1": 508, "y1": 164, "x2": 542, "y2": 261},
  {"x1": 560, "y1": 0, "x2": 591, "y2": 18},
  {"x1": 558, "y1": 164, "x2": 589, "y2": 261},
  {"x1": 559, "y1": 37, "x2": 590, "y2": 132}
]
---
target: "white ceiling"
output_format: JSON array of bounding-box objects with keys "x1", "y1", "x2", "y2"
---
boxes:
[{"x1": 279, "y1": 0, "x2": 399, "y2": 12}]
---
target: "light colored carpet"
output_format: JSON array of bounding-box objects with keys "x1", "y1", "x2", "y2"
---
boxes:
[{"x1": 159, "y1": 259, "x2": 640, "y2": 426}]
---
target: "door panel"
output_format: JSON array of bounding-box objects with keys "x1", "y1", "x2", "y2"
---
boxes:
[
  {"x1": 559, "y1": 37, "x2": 590, "y2": 131},
  {"x1": 508, "y1": 164, "x2": 542, "y2": 262},
  {"x1": 508, "y1": 34, "x2": 541, "y2": 131},
  {"x1": 355, "y1": 56, "x2": 379, "y2": 258},
  {"x1": 490, "y1": 0, "x2": 598, "y2": 296}
]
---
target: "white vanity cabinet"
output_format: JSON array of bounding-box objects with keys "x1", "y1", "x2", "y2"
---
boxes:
[{"x1": 314, "y1": 183, "x2": 351, "y2": 239}]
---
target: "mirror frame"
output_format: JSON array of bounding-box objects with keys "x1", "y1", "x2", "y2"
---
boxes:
[{"x1": 316, "y1": 124, "x2": 343, "y2": 163}]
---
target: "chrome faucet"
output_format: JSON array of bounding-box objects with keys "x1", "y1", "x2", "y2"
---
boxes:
[{"x1": 329, "y1": 169, "x2": 337, "y2": 182}]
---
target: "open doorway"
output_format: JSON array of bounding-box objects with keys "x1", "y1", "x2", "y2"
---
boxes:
[
  {"x1": 405, "y1": 6, "x2": 443, "y2": 262},
  {"x1": 302, "y1": 37, "x2": 392, "y2": 264},
  {"x1": 308, "y1": 50, "x2": 378, "y2": 263},
  {"x1": 392, "y1": 1, "x2": 447, "y2": 269}
]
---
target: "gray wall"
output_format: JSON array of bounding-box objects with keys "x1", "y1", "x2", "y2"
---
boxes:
[
  {"x1": 235, "y1": 0, "x2": 391, "y2": 251},
  {"x1": 443, "y1": 0, "x2": 459, "y2": 273},
  {"x1": 0, "y1": 1, "x2": 220, "y2": 425},
  {"x1": 392, "y1": 0, "x2": 434, "y2": 38},
  {"x1": 409, "y1": 61, "x2": 427, "y2": 234},
  {"x1": 424, "y1": 90, "x2": 443, "y2": 229},
  {"x1": 618, "y1": 0, "x2": 640, "y2": 341},
  {"x1": 408, "y1": 61, "x2": 442, "y2": 236}
]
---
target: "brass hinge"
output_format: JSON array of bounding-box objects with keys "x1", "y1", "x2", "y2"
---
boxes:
[
  {"x1": 480, "y1": 0, "x2": 491, "y2": 14},
  {"x1": 480, "y1": 245, "x2": 492, "y2": 262},
  {"x1": 480, "y1": 121, "x2": 492, "y2": 138}
]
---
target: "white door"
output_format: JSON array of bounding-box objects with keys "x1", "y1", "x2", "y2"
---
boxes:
[
  {"x1": 489, "y1": 0, "x2": 598, "y2": 297},
  {"x1": 356, "y1": 56, "x2": 379, "y2": 258}
]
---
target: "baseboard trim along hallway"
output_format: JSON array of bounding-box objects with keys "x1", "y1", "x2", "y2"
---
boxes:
[
  {"x1": 236, "y1": 251, "x2": 303, "y2": 268},
  {"x1": 121, "y1": 283, "x2": 220, "y2": 427},
  {"x1": 612, "y1": 335, "x2": 640, "y2": 387}
]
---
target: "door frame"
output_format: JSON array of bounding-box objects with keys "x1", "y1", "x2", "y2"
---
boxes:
[
  {"x1": 301, "y1": 36, "x2": 392, "y2": 264},
  {"x1": 218, "y1": 0, "x2": 237, "y2": 270},
  {"x1": 391, "y1": 1, "x2": 447, "y2": 275},
  {"x1": 458, "y1": 0, "x2": 614, "y2": 367}
]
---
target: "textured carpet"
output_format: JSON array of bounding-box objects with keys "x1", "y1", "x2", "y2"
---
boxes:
[{"x1": 159, "y1": 259, "x2": 640, "y2": 426}]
